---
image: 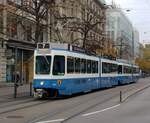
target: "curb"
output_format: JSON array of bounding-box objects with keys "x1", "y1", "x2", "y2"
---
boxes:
[{"x1": 122, "y1": 84, "x2": 150, "y2": 102}]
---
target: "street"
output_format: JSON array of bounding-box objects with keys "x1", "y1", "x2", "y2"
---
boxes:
[
  {"x1": 0, "y1": 77, "x2": 149, "y2": 123},
  {"x1": 0, "y1": 0, "x2": 150, "y2": 123},
  {"x1": 65, "y1": 79, "x2": 150, "y2": 123}
]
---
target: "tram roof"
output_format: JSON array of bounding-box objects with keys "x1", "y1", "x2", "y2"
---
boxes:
[{"x1": 35, "y1": 43, "x2": 138, "y2": 66}]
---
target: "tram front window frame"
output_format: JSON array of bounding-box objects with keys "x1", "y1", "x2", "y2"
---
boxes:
[{"x1": 36, "y1": 55, "x2": 51, "y2": 75}]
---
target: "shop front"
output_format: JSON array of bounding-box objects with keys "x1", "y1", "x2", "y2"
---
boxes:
[{"x1": 6, "y1": 40, "x2": 35, "y2": 84}]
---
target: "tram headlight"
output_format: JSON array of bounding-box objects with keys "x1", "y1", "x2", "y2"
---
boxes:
[{"x1": 40, "y1": 81, "x2": 44, "y2": 86}]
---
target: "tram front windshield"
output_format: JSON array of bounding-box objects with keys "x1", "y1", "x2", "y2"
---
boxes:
[{"x1": 36, "y1": 56, "x2": 51, "y2": 74}]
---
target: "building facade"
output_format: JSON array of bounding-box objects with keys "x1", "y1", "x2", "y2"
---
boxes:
[
  {"x1": 133, "y1": 28, "x2": 140, "y2": 59},
  {"x1": 106, "y1": 8, "x2": 135, "y2": 60},
  {"x1": 53, "y1": 0, "x2": 107, "y2": 52},
  {"x1": 0, "y1": 0, "x2": 41, "y2": 83},
  {"x1": 0, "y1": 0, "x2": 107, "y2": 84}
]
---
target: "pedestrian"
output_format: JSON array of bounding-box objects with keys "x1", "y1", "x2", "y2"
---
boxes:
[{"x1": 15, "y1": 71, "x2": 20, "y2": 87}]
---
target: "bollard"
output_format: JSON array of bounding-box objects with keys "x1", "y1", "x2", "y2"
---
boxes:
[
  {"x1": 30, "y1": 82, "x2": 32, "y2": 96},
  {"x1": 120, "y1": 91, "x2": 122, "y2": 103}
]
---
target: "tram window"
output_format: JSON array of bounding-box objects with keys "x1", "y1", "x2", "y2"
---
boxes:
[
  {"x1": 92, "y1": 61, "x2": 98, "y2": 73},
  {"x1": 67, "y1": 56, "x2": 74, "y2": 73},
  {"x1": 118, "y1": 65, "x2": 122, "y2": 74},
  {"x1": 102, "y1": 62, "x2": 110, "y2": 73},
  {"x1": 92, "y1": 61, "x2": 95, "y2": 73},
  {"x1": 36, "y1": 56, "x2": 51, "y2": 74},
  {"x1": 111, "y1": 64, "x2": 118, "y2": 73},
  {"x1": 133, "y1": 67, "x2": 139, "y2": 74},
  {"x1": 136, "y1": 68, "x2": 140, "y2": 73},
  {"x1": 53, "y1": 55, "x2": 65, "y2": 76},
  {"x1": 124, "y1": 66, "x2": 132, "y2": 74},
  {"x1": 87, "y1": 60, "x2": 91, "y2": 73},
  {"x1": 75, "y1": 58, "x2": 80, "y2": 73},
  {"x1": 123, "y1": 66, "x2": 128, "y2": 73},
  {"x1": 96, "y1": 61, "x2": 98, "y2": 73},
  {"x1": 81, "y1": 59, "x2": 86, "y2": 73}
]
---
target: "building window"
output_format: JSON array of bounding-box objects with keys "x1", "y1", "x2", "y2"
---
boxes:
[
  {"x1": 0, "y1": 12, "x2": 3, "y2": 33},
  {"x1": 8, "y1": 0, "x2": 21, "y2": 5},
  {"x1": 7, "y1": 14, "x2": 17, "y2": 38},
  {"x1": 26, "y1": 26, "x2": 32, "y2": 41}
]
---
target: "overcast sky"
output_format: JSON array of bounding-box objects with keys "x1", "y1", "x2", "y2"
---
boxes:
[{"x1": 106, "y1": 0, "x2": 150, "y2": 44}]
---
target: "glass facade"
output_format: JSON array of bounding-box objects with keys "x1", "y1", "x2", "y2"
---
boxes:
[{"x1": 6, "y1": 48, "x2": 33, "y2": 83}]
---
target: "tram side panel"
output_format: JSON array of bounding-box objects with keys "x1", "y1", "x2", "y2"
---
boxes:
[
  {"x1": 101, "y1": 59, "x2": 119, "y2": 88},
  {"x1": 33, "y1": 48, "x2": 140, "y2": 98},
  {"x1": 63, "y1": 53, "x2": 100, "y2": 95}
]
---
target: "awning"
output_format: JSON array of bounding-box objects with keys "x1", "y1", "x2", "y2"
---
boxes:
[{"x1": 6, "y1": 39, "x2": 36, "y2": 51}]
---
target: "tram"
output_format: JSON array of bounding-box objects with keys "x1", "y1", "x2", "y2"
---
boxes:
[{"x1": 33, "y1": 43, "x2": 140, "y2": 98}]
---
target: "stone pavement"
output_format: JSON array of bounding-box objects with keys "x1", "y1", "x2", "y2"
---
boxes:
[{"x1": 0, "y1": 83, "x2": 33, "y2": 102}]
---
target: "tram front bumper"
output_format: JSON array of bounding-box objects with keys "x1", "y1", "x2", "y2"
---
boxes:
[{"x1": 34, "y1": 89, "x2": 46, "y2": 98}]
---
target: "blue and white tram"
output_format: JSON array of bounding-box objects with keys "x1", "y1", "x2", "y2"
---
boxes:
[
  {"x1": 33, "y1": 44, "x2": 100, "y2": 97},
  {"x1": 100, "y1": 58, "x2": 119, "y2": 88},
  {"x1": 33, "y1": 43, "x2": 140, "y2": 98},
  {"x1": 117, "y1": 62, "x2": 133, "y2": 84},
  {"x1": 117, "y1": 62, "x2": 140, "y2": 85},
  {"x1": 132, "y1": 65, "x2": 140, "y2": 82}
]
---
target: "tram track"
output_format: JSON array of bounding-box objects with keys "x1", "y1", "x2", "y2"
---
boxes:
[
  {"x1": 0, "y1": 81, "x2": 147, "y2": 123},
  {"x1": 28, "y1": 91, "x2": 119, "y2": 123},
  {"x1": 28, "y1": 85, "x2": 132, "y2": 123},
  {"x1": 28, "y1": 83, "x2": 141, "y2": 123},
  {"x1": 0, "y1": 98, "x2": 54, "y2": 115},
  {"x1": 61, "y1": 83, "x2": 150, "y2": 123}
]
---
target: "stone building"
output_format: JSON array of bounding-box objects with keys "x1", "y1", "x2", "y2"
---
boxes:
[
  {"x1": 0, "y1": 0, "x2": 39, "y2": 83},
  {"x1": 0, "y1": 0, "x2": 107, "y2": 84},
  {"x1": 51, "y1": 0, "x2": 107, "y2": 52}
]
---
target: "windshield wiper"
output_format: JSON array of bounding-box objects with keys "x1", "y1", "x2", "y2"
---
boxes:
[{"x1": 44, "y1": 56, "x2": 50, "y2": 65}]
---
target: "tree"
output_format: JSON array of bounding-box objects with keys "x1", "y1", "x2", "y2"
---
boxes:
[
  {"x1": 135, "y1": 58, "x2": 150, "y2": 73},
  {"x1": 135, "y1": 44, "x2": 150, "y2": 72},
  {"x1": 4, "y1": 0, "x2": 56, "y2": 43},
  {"x1": 66, "y1": 3, "x2": 106, "y2": 52}
]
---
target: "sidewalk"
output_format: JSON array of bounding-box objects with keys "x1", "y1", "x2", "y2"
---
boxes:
[{"x1": 0, "y1": 83, "x2": 33, "y2": 101}]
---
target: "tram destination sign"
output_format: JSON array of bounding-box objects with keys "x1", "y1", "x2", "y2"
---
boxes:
[{"x1": 37, "y1": 49, "x2": 51, "y2": 54}]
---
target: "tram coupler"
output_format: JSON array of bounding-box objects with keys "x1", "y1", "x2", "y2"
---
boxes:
[{"x1": 34, "y1": 89, "x2": 47, "y2": 98}]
